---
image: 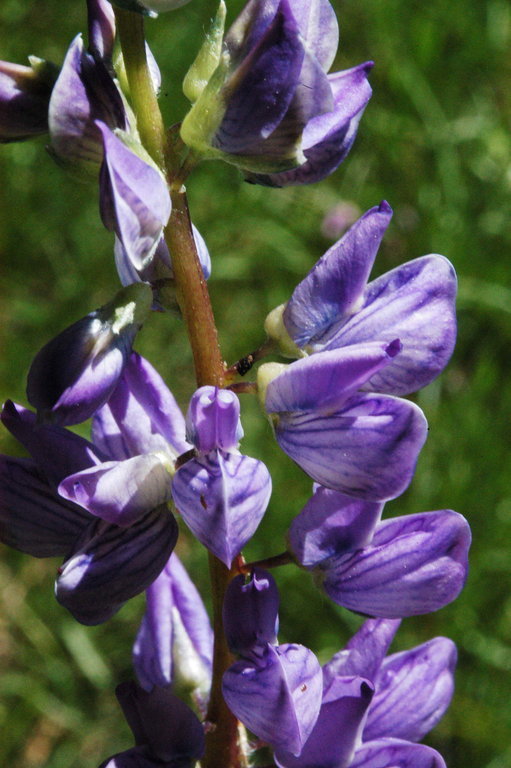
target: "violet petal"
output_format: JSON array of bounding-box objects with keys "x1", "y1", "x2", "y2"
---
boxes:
[
  {"x1": 223, "y1": 568, "x2": 280, "y2": 656},
  {"x1": 321, "y1": 510, "x2": 471, "y2": 617},
  {"x1": 172, "y1": 451, "x2": 271, "y2": 567},
  {"x1": 222, "y1": 642, "x2": 323, "y2": 755},
  {"x1": 350, "y1": 738, "x2": 447, "y2": 768}
]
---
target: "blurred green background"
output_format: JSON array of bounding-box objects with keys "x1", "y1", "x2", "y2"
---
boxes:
[{"x1": 1, "y1": 0, "x2": 510, "y2": 765}]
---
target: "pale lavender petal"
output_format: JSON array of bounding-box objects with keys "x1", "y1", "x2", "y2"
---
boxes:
[
  {"x1": 351, "y1": 739, "x2": 447, "y2": 768},
  {"x1": 289, "y1": 0, "x2": 339, "y2": 71},
  {"x1": 172, "y1": 451, "x2": 271, "y2": 567},
  {"x1": 321, "y1": 510, "x2": 471, "y2": 617},
  {"x1": 323, "y1": 255, "x2": 458, "y2": 395},
  {"x1": 274, "y1": 392, "x2": 428, "y2": 501},
  {"x1": 222, "y1": 643, "x2": 323, "y2": 755},
  {"x1": 215, "y1": 0, "x2": 305, "y2": 155},
  {"x1": 1, "y1": 400, "x2": 104, "y2": 487},
  {"x1": 288, "y1": 487, "x2": 383, "y2": 567},
  {"x1": 87, "y1": 0, "x2": 116, "y2": 61},
  {"x1": 0, "y1": 59, "x2": 54, "y2": 141},
  {"x1": 98, "y1": 121, "x2": 171, "y2": 269},
  {"x1": 92, "y1": 352, "x2": 189, "y2": 459},
  {"x1": 323, "y1": 619, "x2": 401, "y2": 687},
  {"x1": 186, "y1": 387, "x2": 243, "y2": 452},
  {"x1": 274, "y1": 676, "x2": 373, "y2": 768},
  {"x1": 134, "y1": 553, "x2": 213, "y2": 691},
  {"x1": 58, "y1": 454, "x2": 172, "y2": 526},
  {"x1": 48, "y1": 36, "x2": 126, "y2": 175},
  {"x1": 223, "y1": 568, "x2": 279, "y2": 656},
  {"x1": 364, "y1": 637, "x2": 456, "y2": 743},
  {"x1": 0, "y1": 455, "x2": 91, "y2": 557},
  {"x1": 266, "y1": 341, "x2": 400, "y2": 415},
  {"x1": 56, "y1": 506, "x2": 177, "y2": 625},
  {"x1": 284, "y1": 202, "x2": 392, "y2": 347}
]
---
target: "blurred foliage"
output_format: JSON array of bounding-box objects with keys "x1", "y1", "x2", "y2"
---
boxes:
[{"x1": 1, "y1": 0, "x2": 511, "y2": 765}]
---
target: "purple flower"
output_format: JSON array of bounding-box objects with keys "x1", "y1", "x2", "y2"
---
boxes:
[
  {"x1": 87, "y1": 0, "x2": 116, "y2": 62},
  {"x1": 59, "y1": 352, "x2": 189, "y2": 527},
  {"x1": 258, "y1": 342, "x2": 428, "y2": 501},
  {"x1": 171, "y1": 387, "x2": 272, "y2": 567},
  {"x1": 222, "y1": 568, "x2": 323, "y2": 755},
  {"x1": 133, "y1": 553, "x2": 213, "y2": 698},
  {"x1": 266, "y1": 202, "x2": 457, "y2": 396},
  {"x1": 99, "y1": 681, "x2": 205, "y2": 768},
  {"x1": 0, "y1": 399, "x2": 177, "y2": 624},
  {"x1": 0, "y1": 57, "x2": 57, "y2": 142},
  {"x1": 26, "y1": 284, "x2": 152, "y2": 426},
  {"x1": 287, "y1": 487, "x2": 471, "y2": 618},
  {"x1": 180, "y1": 0, "x2": 372, "y2": 183},
  {"x1": 274, "y1": 618, "x2": 454, "y2": 768}
]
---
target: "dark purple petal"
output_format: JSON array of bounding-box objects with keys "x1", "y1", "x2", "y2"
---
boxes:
[
  {"x1": 1, "y1": 400, "x2": 104, "y2": 487},
  {"x1": 273, "y1": 392, "x2": 427, "y2": 501},
  {"x1": 265, "y1": 341, "x2": 400, "y2": 415},
  {"x1": 283, "y1": 202, "x2": 392, "y2": 347},
  {"x1": 274, "y1": 676, "x2": 373, "y2": 768},
  {"x1": 87, "y1": 0, "x2": 116, "y2": 61},
  {"x1": 222, "y1": 643, "x2": 323, "y2": 755},
  {"x1": 92, "y1": 352, "x2": 189, "y2": 461},
  {"x1": 351, "y1": 738, "x2": 447, "y2": 768},
  {"x1": 288, "y1": 487, "x2": 383, "y2": 567},
  {"x1": 26, "y1": 285, "x2": 151, "y2": 427},
  {"x1": 324, "y1": 255, "x2": 458, "y2": 395},
  {"x1": 58, "y1": 454, "x2": 172, "y2": 526},
  {"x1": 172, "y1": 451, "x2": 271, "y2": 567},
  {"x1": 186, "y1": 387, "x2": 243, "y2": 453},
  {"x1": 323, "y1": 619, "x2": 401, "y2": 687},
  {"x1": 116, "y1": 681, "x2": 205, "y2": 764},
  {"x1": 55, "y1": 506, "x2": 177, "y2": 624},
  {"x1": 223, "y1": 568, "x2": 279, "y2": 656},
  {"x1": 98, "y1": 121, "x2": 171, "y2": 269},
  {"x1": 215, "y1": 0, "x2": 305, "y2": 156},
  {"x1": 98, "y1": 746, "x2": 157, "y2": 768},
  {"x1": 246, "y1": 62, "x2": 373, "y2": 186},
  {"x1": 321, "y1": 510, "x2": 471, "y2": 617},
  {"x1": 133, "y1": 553, "x2": 213, "y2": 692},
  {"x1": 0, "y1": 58, "x2": 55, "y2": 142},
  {"x1": 48, "y1": 36, "x2": 126, "y2": 176},
  {"x1": 0, "y1": 455, "x2": 91, "y2": 557},
  {"x1": 364, "y1": 637, "x2": 456, "y2": 743}
]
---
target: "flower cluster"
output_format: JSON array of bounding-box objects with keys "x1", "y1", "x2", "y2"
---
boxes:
[{"x1": 1, "y1": 0, "x2": 471, "y2": 765}]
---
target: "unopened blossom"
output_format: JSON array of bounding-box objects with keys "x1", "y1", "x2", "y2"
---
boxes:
[
  {"x1": 265, "y1": 201, "x2": 457, "y2": 396},
  {"x1": 171, "y1": 386, "x2": 272, "y2": 567},
  {"x1": 274, "y1": 618, "x2": 455, "y2": 768},
  {"x1": 258, "y1": 341, "x2": 428, "y2": 500},
  {"x1": 99, "y1": 681, "x2": 205, "y2": 768},
  {"x1": 180, "y1": 0, "x2": 372, "y2": 183},
  {"x1": 222, "y1": 569, "x2": 323, "y2": 756},
  {"x1": 287, "y1": 486, "x2": 471, "y2": 618},
  {"x1": 26, "y1": 283, "x2": 152, "y2": 426},
  {"x1": 0, "y1": 399, "x2": 177, "y2": 624},
  {"x1": 98, "y1": 121, "x2": 171, "y2": 270}
]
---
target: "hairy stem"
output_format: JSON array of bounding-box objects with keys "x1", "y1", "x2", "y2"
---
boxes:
[{"x1": 115, "y1": 7, "x2": 166, "y2": 168}]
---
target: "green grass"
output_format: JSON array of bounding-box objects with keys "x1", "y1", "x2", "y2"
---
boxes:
[{"x1": 1, "y1": 0, "x2": 510, "y2": 765}]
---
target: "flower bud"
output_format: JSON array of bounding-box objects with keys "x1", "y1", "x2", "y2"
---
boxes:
[
  {"x1": 27, "y1": 283, "x2": 152, "y2": 426},
  {"x1": 223, "y1": 568, "x2": 280, "y2": 656}
]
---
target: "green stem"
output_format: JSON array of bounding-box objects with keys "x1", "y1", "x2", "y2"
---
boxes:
[
  {"x1": 115, "y1": 7, "x2": 166, "y2": 168},
  {"x1": 116, "y1": 9, "x2": 244, "y2": 766}
]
